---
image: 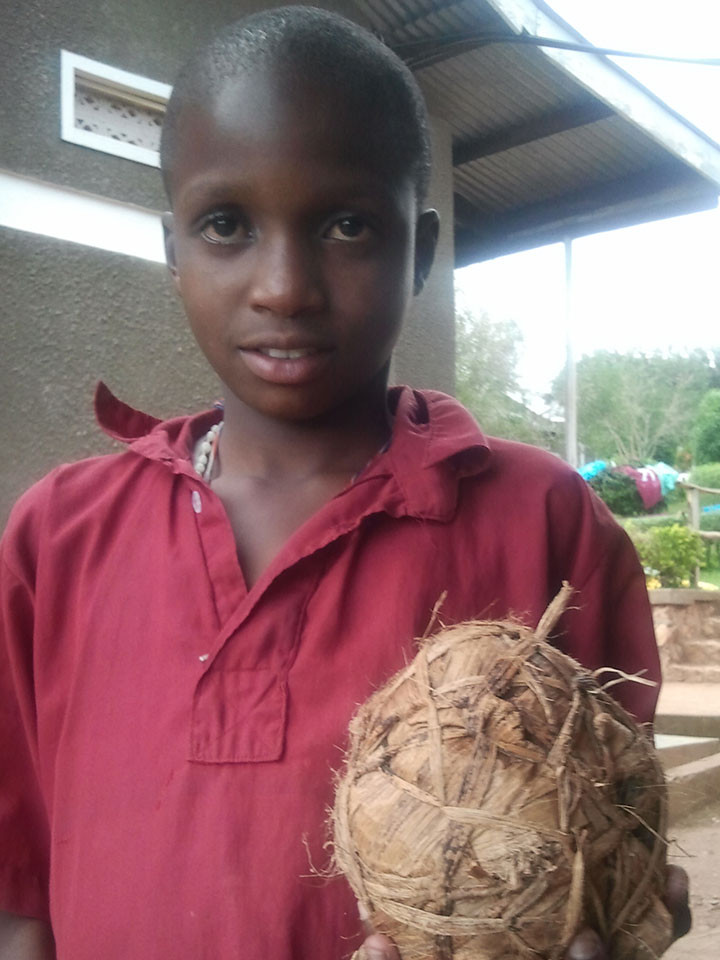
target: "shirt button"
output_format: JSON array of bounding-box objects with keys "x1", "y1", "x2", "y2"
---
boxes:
[{"x1": 191, "y1": 490, "x2": 202, "y2": 514}]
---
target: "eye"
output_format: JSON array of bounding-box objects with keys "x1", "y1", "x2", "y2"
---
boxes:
[
  {"x1": 200, "y1": 211, "x2": 251, "y2": 245},
  {"x1": 325, "y1": 216, "x2": 371, "y2": 242}
]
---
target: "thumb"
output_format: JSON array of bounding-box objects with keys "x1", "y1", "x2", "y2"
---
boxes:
[
  {"x1": 358, "y1": 932, "x2": 401, "y2": 960},
  {"x1": 564, "y1": 928, "x2": 608, "y2": 960}
]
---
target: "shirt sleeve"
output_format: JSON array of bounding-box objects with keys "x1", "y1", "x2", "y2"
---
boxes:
[
  {"x1": 547, "y1": 469, "x2": 660, "y2": 726},
  {"x1": 0, "y1": 491, "x2": 52, "y2": 920}
]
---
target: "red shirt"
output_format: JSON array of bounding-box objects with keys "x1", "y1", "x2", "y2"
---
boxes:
[{"x1": 0, "y1": 384, "x2": 659, "y2": 960}]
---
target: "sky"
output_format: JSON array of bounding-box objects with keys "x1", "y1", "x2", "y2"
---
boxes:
[{"x1": 454, "y1": 0, "x2": 720, "y2": 405}]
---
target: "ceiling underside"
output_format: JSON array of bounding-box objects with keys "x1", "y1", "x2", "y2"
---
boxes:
[{"x1": 354, "y1": 0, "x2": 720, "y2": 265}]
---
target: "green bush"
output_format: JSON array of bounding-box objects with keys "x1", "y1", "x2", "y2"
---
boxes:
[
  {"x1": 623, "y1": 514, "x2": 680, "y2": 532},
  {"x1": 699, "y1": 513, "x2": 720, "y2": 571},
  {"x1": 630, "y1": 524, "x2": 705, "y2": 587},
  {"x1": 693, "y1": 390, "x2": 720, "y2": 465},
  {"x1": 587, "y1": 469, "x2": 643, "y2": 516},
  {"x1": 690, "y1": 462, "x2": 720, "y2": 491}
]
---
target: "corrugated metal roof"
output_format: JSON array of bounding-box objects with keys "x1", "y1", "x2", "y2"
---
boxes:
[{"x1": 353, "y1": 0, "x2": 720, "y2": 264}]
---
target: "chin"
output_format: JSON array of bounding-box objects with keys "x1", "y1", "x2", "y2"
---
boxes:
[{"x1": 233, "y1": 386, "x2": 344, "y2": 424}]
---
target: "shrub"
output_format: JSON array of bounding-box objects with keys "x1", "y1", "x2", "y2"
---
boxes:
[
  {"x1": 690, "y1": 462, "x2": 720, "y2": 491},
  {"x1": 587, "y1": 469, "x2": 643, "y2": 516},
  {"x1": 630, "y1": 524, "x2": 705, "y2": 588},
  {"x1": 693, "y1": 390, "x2": 720, "y2": 465},
  {"x1": 623, "y1": 515, "x2": 679, "y2": 532},
  {"x1": 700, "y1": 512, "x2": 720, "y2": 533}
]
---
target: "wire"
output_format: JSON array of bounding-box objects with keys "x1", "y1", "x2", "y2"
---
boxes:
[{"x1": 395, "y1": 32, "x2": 720, "y2": 71}]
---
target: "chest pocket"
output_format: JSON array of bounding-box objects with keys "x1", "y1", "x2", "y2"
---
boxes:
[{"x1": 190, "y1": 668, "x2": 287, "y2": 763}]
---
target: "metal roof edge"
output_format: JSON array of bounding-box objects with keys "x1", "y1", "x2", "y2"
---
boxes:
[{"x1": 482, "y1": 0, "x2": 720, "y2": 187}]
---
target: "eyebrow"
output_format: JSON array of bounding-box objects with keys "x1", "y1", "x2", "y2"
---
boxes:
[
  {"x1": 176, "y1": 172, "x2": 405, "y2": 215},
  {"x1": 175, "y1": 176, "x2": 248, "y2": 211}
]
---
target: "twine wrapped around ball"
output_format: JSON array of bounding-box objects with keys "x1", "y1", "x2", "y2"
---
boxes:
[{"x1": 332, "y1": 585, "x2": 672, "y2": 960}]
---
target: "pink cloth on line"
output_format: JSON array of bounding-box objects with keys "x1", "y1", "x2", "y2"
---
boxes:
[{"x1": 616, "y1": 465, "x2": 663, "y2": 509}]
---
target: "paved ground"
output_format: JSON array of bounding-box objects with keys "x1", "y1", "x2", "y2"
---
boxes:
[
  {"x1": 664, "y1": 798, "x2": 720, "y2": 960},
  {"x1": 653, "y1": 684, "x2": 719, "y2": 956}
]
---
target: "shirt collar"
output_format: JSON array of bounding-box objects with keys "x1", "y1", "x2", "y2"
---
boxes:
[
  {"x1": 378, "y1": 386, "x2": 492, "y2": 520},
  {"x1": 94, "y1": 381, "x2": 221, "y2": 473},
  {"x1": 94, "y1": 381, "x2": 492, "y2": 517}
]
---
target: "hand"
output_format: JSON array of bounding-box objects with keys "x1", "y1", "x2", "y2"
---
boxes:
[
  {"x1": 663, "y1": 864, "x2": 691, "y2": 941},
  {"x1": 355, "y1": 930, "x2": 610, "y2": 960},
  {"x1": 357, "y1": 868, "x2": 691, "y2": 960},
  {"x1": 356, "y1": 932, "x2": 399, "y2": 960},
  {"x1": 563, "y1": 868, "x2": 691, "y2": 960}
]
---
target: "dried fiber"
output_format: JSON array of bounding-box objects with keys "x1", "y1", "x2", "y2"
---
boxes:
[{"x1": 333, "y1": 585, "x2": 671, "y2": 960}]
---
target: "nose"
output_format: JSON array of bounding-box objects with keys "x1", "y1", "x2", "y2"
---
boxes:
[{"x1": 248, "y1": 231, "x2": 325, "y2": 319}]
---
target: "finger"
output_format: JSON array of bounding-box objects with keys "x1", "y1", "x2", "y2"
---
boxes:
[
  {"x1": 663, "y1": 864, "x2": 691, "y2": 940},
  {"x1": 359, "y1": 932, "x2": 401, "y2": 960},
  {"x1": 564, "y1": 927, "x2": 608, "y2": 960}
]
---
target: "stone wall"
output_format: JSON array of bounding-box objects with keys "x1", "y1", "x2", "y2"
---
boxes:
[{"x1": 650, "y1": 590, "x2": 720, "y2": 683}]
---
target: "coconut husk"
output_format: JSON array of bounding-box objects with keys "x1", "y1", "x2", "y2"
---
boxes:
[{"x1": 333, "y1": 585, "x2": 672, "y2": 960}]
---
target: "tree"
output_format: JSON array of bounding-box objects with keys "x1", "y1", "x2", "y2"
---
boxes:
[
  {"x1": 693, "y1": 389, "x2": 720, "y2": 465},
  {"x1": 455, "y1": 310, "x2": 556, "y2": 447},
  {"x1": 550, "y1": 350, "x2": 716, "y2": 465}
]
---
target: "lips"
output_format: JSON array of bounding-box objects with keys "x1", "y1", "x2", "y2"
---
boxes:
[{"x1": 238, "y1": 343, "x2": 333, "y2": 385}]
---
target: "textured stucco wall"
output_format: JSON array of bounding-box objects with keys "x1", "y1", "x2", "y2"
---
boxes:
[
  {"x1": 0, "y1": 230, "x2": 212, "y2": 525},
  {"x1": 392, "y1": 115, "x2": 456, "y2": 394},
  {"x1": 1, "y1": 0, "x2": 456, "y2": 526}
]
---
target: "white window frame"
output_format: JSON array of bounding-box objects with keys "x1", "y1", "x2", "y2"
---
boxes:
[{"x1": 60, "y1": 50, "x2": 172, "y2": 168}]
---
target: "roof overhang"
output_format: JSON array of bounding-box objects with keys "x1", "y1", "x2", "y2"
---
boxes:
[{"x1": 355, "y1": 0, "x2": 720, "y2": 265}]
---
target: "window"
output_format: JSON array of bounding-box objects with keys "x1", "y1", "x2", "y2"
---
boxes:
[{"x1": 60, "y1": 50, "x2": 172, "y2": 168}]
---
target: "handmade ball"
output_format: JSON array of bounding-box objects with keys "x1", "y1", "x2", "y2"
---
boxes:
[{"x1": 333, "y1": 602, "x2": 672, "y2": 960}]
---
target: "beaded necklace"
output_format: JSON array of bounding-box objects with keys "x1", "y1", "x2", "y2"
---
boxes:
[
  {"x1": 193, "y1": 422, "x2": 223, "y2": 481},
  {"x1": 192, "y1": 419, "x2": 393, "y2": 483}
]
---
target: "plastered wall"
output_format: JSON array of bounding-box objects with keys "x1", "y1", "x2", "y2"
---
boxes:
[
  {"x1": 393, "y1": 115, "x2": 456, "y2": 394},
  {"x1": 0, "y1": 232, "x2": 208, "y2": 523}
]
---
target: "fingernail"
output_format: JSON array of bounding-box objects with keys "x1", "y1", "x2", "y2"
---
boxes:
[
  {"x1": 362, "y1": 933, "x2": 396, "y2": 960},
  {"x1": 565, "y1": 929, "x2": 608, "y2": 960}
]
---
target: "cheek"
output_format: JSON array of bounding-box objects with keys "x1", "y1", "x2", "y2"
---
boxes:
[
  {"x1": 344, "y1": 239, "x2": 415, "y2": 315},
  {"x1": 175, "y1": 257, "x2": 234, "y2": 330}
]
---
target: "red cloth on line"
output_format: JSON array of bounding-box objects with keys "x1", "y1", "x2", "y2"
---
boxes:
[
  {"x1": 0, "y1": 384, "x2": 660, "y2": 959},
  {"x1": 615, "y1": 465, "x2": 663, "y2": 510}
]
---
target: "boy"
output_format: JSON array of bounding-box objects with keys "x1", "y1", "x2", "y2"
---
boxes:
[{"x1": 0, "y1": 7, "x2": 688, "y2": 960}]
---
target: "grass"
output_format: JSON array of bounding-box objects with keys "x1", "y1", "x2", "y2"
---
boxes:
[{"x1": 699, "y1": 567, "x2": 720, "y2": 589}]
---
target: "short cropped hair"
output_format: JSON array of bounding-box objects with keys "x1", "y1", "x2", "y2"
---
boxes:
[{"x1": 160, "y1": 6, "x2": 432, "y2": 205}]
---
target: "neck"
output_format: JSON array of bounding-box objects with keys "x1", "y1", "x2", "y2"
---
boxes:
[{"x1": 216, "y1": 378, "x2": 393, "y2": 481}]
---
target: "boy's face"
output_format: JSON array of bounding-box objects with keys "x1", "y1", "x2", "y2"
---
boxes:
[{"x1": 164, "y1": 69, "x2": 438, "y2": 422}]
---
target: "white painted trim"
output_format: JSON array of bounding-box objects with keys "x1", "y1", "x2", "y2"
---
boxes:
[
  {"x1": 484, "y1": 0, "x2": 720, "y2": 186},
  {"x1": 0, "y1": 170, "x2": 166, "y2": 264},
  {"x1": 60, "y1": 50, "x2": 172, "y2": 168}
]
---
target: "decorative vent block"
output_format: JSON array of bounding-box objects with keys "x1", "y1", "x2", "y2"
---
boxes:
[{"x1": 61, "y1": 51, "x2": 172, "y2": 167}]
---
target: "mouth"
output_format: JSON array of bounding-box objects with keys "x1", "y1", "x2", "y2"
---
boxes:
[
  {"x1": 238, "y1": 343, "x2": 333, "y2": 385},
  {"x1": 256, "y1": 347, "x2": 321, "y2": 360}
]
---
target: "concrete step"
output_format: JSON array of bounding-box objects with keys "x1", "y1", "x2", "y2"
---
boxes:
[
  {"x1": 666, "y1": 750, "x2": 720, "y2": 824},
  {"x1": 655, "y1": 733, "x2": 720, "y2": 769},
  {"x1": 656, "y1": 714, "x2": 720, "y2": 737},
  {"x1": 655, "y1": 681, "x2": 720, "y2": 736},
  {"x1": 662, "y1": 663, "x2": 720, "y2": 682},
  {"x1": 682, "y1": 639, "x2": 720, "y2": 664}
]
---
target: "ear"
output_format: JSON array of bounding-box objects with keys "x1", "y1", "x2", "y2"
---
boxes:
[
  {"x1": 162, "y1": 212, "x2": 181, "y2": 292},
  {"x1": 413, "y1": 209, "x2": 440, "y2": 296}
]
